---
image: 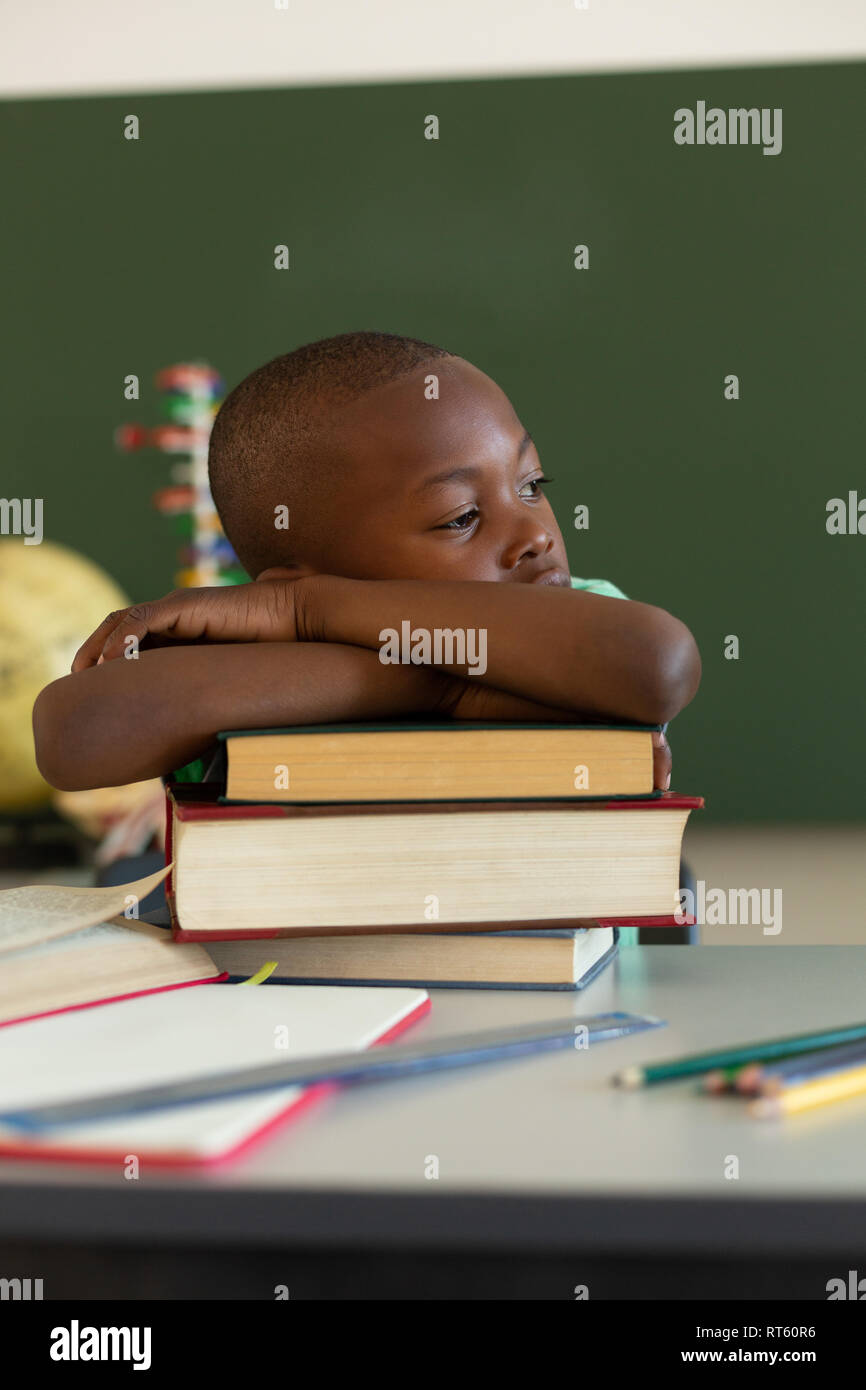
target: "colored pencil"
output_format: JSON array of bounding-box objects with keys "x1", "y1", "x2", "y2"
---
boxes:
[
  {"x1": 744, "y1": 1038, "x2": 866, "y2": 1096},
  {"x1": 702, "y1": 1064, "x2": 744, "y2": 1094},
  {"x1": 613, "y1": 1020, "x2": 866, "y2": 1088},
  {"x1": 703, "y1": 1036, "x2": 866, "y2": 1094},
  {"x1": 750, "y1": 1063, "x2": 866, "y2": 1118}
]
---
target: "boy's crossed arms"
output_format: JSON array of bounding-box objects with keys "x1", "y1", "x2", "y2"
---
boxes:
[{"x1": 33, "y1": 574, "x2": 698, "y2": 791}]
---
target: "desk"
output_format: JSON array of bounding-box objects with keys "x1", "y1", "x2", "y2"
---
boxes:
[{"x1": 1, "y1": 946, "x2": 865, "y2": 1299}]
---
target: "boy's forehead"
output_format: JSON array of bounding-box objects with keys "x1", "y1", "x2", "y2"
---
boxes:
[{"x1": 330, "y1": 358, "x2": 523, "y2": 489}]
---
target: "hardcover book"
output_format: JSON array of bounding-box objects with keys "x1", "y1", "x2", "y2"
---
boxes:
[
  {"x1": 166, "y1": 784, "x2": 703, "y2": 940},
  {"x1": 216, "y1": 720, "x2": 661, "y2": 803}
]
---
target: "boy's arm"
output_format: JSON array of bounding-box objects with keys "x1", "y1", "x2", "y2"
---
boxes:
[
  {"x1": 35, "y1": 642, "x2": 446, "y2": 790},
  {"x1": 32, "y1": 640, "x2": 582, "y2": 792},
  {"x1": 302, "y1": 576, "x2": 701, "y2": 725},
  {"x1": 69, "y1": 575, "x2": 700, "y2": 726}
]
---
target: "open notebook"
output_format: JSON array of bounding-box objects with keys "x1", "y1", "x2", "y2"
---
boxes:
[{"x1": 0, "y1": 984, "x2": 429, "y2": 1167}]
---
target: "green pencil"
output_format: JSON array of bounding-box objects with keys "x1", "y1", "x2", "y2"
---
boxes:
[{"x1": 612, "y1": 1021, "x2": 866, "y2": 1088}]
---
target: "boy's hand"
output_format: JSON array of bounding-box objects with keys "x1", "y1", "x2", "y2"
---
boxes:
[
  {"x1": 71, "y1": 579, "x2": 308, "y2": 671},
  {"x1": 652, "y1": 729, "x2": 672, "y2": 790}
]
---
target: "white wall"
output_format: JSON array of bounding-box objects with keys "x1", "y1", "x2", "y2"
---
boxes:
[{"x1": 2, "y1": 0, "x2": 865, "y2": 99}]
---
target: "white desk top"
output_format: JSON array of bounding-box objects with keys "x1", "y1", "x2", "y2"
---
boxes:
[{"x1": 1, "y1": 946, "x2": 865, "y2": 1254}]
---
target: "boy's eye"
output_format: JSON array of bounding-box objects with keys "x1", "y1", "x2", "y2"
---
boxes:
[
  {"x1": 435, "y1": 477, "x2": 553, "y2": 532},
  {"x1": 519, "y1": 474, "x2": 554, "y2": 499},
  {"x1": 438, "y1": 507, "x2": 479, "y2": 532}
]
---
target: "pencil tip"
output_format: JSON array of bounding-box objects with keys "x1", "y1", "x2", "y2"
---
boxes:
[{"x1": 614, "y1": 1065, "x2": 643, "y2": 1089}]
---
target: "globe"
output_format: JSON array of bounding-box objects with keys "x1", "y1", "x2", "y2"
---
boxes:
[{"x1": 0, "y1": 540, "x2": 129, "y2": 811}]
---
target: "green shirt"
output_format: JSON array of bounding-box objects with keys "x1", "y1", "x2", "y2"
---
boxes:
[{"x1": 570, "y1": 574, "x2": 628, "y2": 600}]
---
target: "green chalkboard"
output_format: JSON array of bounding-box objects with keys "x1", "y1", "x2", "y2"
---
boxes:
[{"x1": 1, "y1": 61, "x2": 864, "y2": 821}]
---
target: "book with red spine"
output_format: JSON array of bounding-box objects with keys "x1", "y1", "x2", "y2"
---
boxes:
[{"x1": 166, "y1": 784, "x2": 703, "y2": 942}]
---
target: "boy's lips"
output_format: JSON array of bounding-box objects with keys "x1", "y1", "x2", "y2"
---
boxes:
[{"x1": 526, "y1": 567, "x2": 570, "y2": 586}]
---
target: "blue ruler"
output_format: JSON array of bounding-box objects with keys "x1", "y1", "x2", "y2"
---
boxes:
[{"x1": 0, "y1": 1010, "x2": 664, "y2": 1131}]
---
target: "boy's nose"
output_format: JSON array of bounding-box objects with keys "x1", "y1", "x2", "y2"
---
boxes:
[{"x1": 500, "y1": 522, "x2": 555, "y2": 572}]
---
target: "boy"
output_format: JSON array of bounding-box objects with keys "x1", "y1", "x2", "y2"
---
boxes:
[{"x1": 33, "y1": 332, "x2": 700, "y2": 790}]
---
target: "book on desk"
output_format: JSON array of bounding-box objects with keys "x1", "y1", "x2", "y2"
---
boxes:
[{"x1": 165, "y1": 719, "x2": 703, "y2": 984}]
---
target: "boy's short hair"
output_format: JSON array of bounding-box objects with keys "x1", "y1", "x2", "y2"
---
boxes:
[{"x1": 208, "y1": 330, "x2": 452, "y2": 577}]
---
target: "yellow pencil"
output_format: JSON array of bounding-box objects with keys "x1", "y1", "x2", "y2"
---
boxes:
[{"x1": 750, "y1": 1062, "x2": 866, "y2": 1118}]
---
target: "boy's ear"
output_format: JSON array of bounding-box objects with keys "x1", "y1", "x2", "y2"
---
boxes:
[{"x1": 255, "y1": 565, "x2": 316, "y2": 582}]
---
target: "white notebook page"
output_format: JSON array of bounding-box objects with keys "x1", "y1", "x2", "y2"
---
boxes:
[{"x1": 0, "y1": 983, "x2": 428, "y2": 1159}]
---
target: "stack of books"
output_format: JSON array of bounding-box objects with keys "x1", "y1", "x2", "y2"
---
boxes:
[{"x1": 165, "y1": 722, "x2": 703, "y2": 990}]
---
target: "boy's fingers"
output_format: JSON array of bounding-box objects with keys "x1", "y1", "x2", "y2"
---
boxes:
[
  {"x1": 72, "y1": 610, "x2": 130, "y2": 671},
  {"x1": 98, "y1": 596, "x2": 219, "y2": 661},
  {"x1": 652, "y1": 730, "x2": 672, "y2": 790},
  {"x1": 99, "y1": 608, "x2": 155, "y2": 663},
  {"x1": 72, "y1": 601, "x2": 182, "y2": 670},
  {"x1": 70, "y1": 583, "x2": 295, "y2": 672}
]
